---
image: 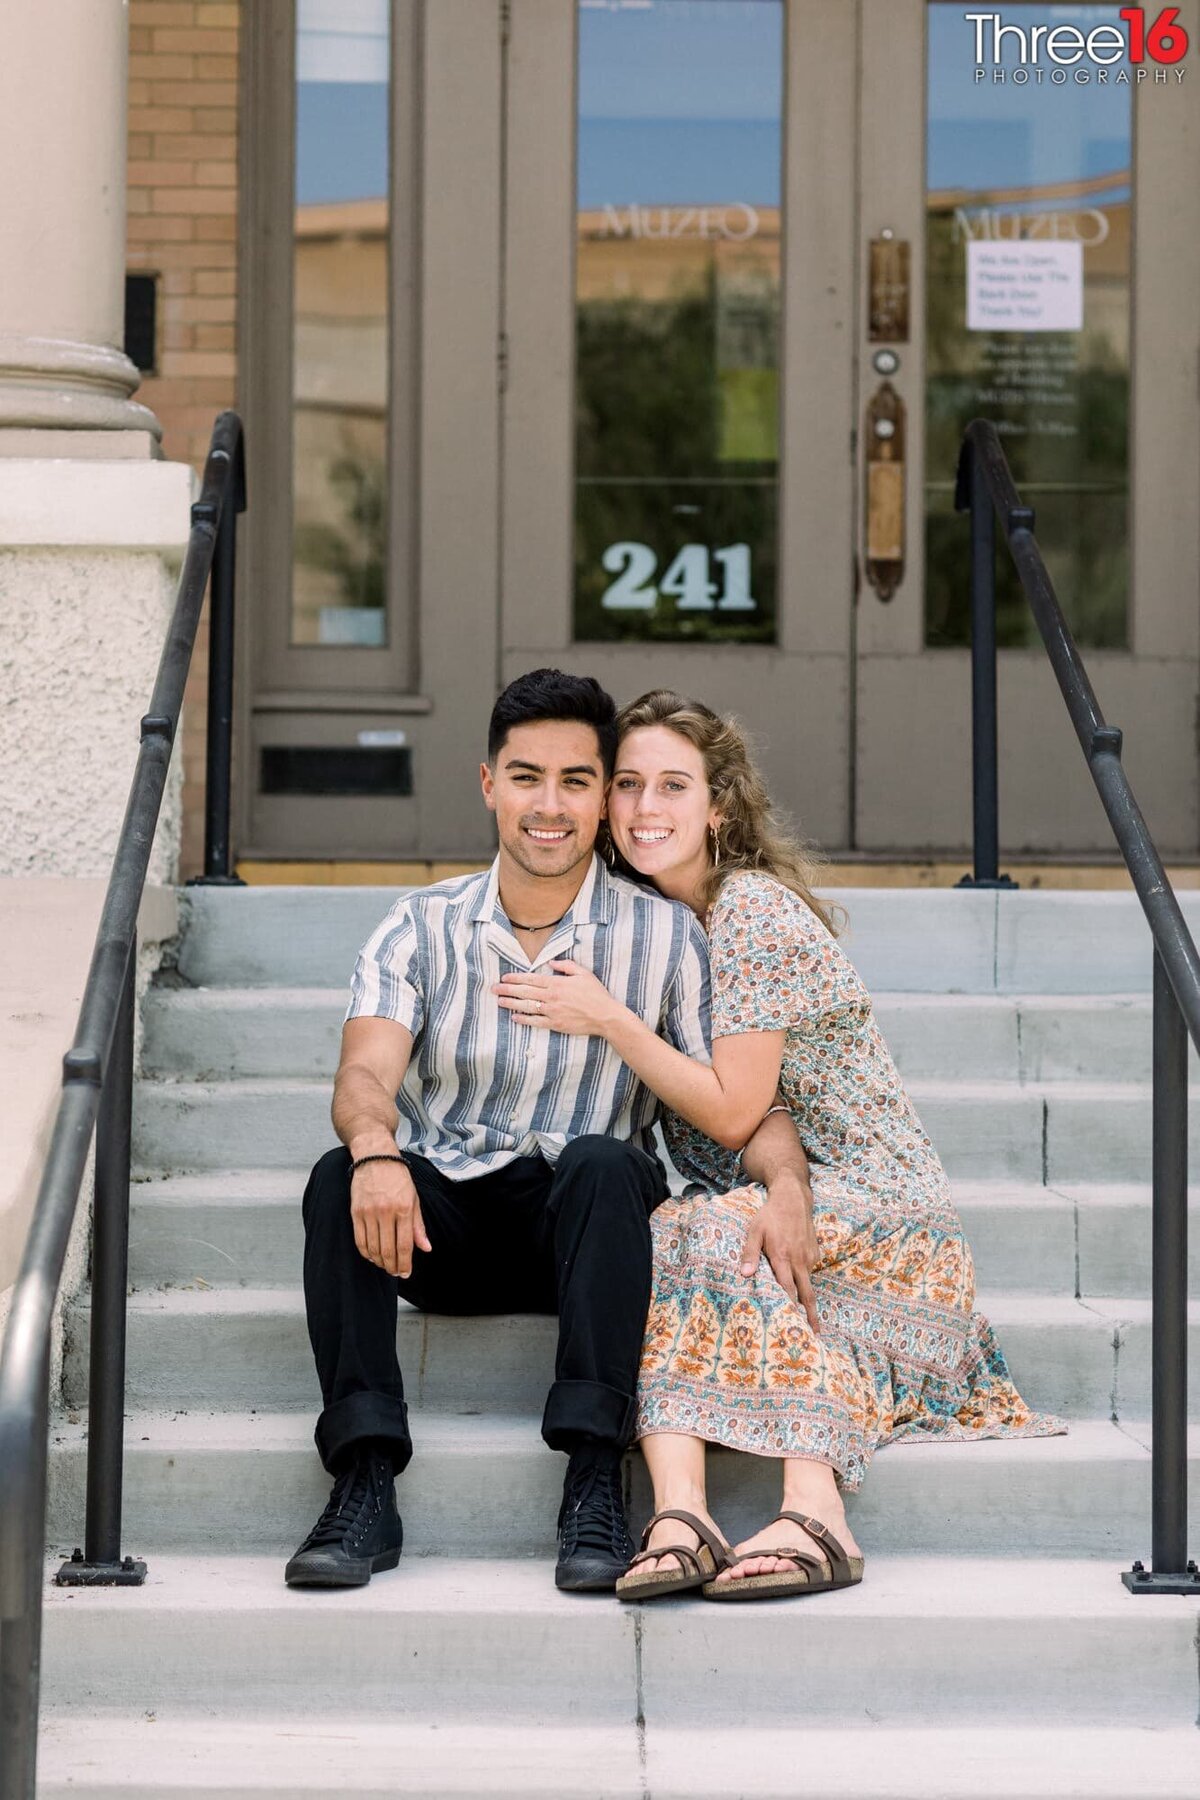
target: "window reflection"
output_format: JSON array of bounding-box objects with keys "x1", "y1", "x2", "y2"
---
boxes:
[
  {"x1": 925, "y1": 2, "x2": 1131, "y2": 649},
  {"x1": 575, "y1": 0, "x2": 783, "y2": 644},
  {"x1": 291, "y1": 0, "x2": 389, "y2": 649}
]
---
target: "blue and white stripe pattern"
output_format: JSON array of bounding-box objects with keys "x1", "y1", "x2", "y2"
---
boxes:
[{"x1": 344, "y1": 854, "x2": 712, "y2": 1177}]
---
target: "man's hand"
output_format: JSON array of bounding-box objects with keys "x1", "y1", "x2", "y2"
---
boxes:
[
  {"x1": 739, "y1": 1173, "x2": 821, "y2": 1334},
  {"x1": 350, "y1": 1157, "x2": 432, "y2": 1278}
]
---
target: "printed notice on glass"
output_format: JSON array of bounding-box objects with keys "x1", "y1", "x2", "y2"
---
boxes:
[{"x1": 967, "y1": 241, "x2": 1083, "y2": 333}]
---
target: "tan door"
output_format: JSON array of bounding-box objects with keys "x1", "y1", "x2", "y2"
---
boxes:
[
  {"x1": 500, "y1": 0, "x2": 858, "y2": 854},
  {"x1": 855, "y1": 0, "x2": 1200, "y2": 856}
]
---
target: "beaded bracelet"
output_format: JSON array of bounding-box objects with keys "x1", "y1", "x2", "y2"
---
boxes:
[{"x1": 349, "y1": 1153, "x2": 407, "y2": 1179}]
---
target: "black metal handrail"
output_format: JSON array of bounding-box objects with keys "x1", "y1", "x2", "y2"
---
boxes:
[
  {"x1": 955, "y1": 417, "x2": 1197, "y2": 1596},
  {"x1": 0, "y1": 412, "x2": 246, "y2": 1799}
]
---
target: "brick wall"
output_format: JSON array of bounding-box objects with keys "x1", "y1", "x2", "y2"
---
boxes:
[{"x1": 126, "y1": 0, "x2": 240, "y2": 879}]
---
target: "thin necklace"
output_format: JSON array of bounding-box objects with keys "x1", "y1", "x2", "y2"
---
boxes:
[{"x1": 507, "y1": 910, "x2": 568, "y2": 932}]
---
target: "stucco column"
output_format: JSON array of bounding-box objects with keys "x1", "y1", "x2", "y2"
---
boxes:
[
  {"x1": 0, "y1": 0, "x2": 191, "y2": 884},
  {"x1": 0, "y1": 0, "x2": 158, "y2": 439}
]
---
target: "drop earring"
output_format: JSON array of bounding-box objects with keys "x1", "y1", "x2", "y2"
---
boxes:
[{"x1": 710, "y1": 824, "x2": 721, "y2": 868}]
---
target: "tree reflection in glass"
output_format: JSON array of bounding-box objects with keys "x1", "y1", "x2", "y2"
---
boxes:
[{"x1": 574, "y1": 0, "x2": 784, "y2": 645}]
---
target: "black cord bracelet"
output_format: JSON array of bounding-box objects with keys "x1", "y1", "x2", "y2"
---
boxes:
[{"x1": 349, "y1": 1153, "x2": 407, "y2": 1178}]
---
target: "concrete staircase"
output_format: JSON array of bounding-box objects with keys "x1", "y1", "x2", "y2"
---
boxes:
[{"x1": 37, "y1": 887, "x2": 1200, "y2": 1796}]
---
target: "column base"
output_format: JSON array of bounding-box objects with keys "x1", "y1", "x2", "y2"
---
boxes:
[{"x1": 0, "y1": 333, "x2": 161, "y2": 437}]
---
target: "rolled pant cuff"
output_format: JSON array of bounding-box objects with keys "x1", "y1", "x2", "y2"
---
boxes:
[
  {"x1": 314, "y1": 1392, "x2": 412, "y2": 1477},
  {"x1": 541, "y1": 1378, "x2": 637, "y2": 1451}
]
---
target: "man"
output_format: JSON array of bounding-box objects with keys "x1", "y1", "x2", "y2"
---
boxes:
[{"x1": 286, "y1": 668, "x2": 807, "y2": 1593}]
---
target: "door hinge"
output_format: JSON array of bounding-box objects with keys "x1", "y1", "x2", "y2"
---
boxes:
[
  {"x1": 500, "y1": 0, "x2": 511, "y2": 47},
  {"x1": 498, "y1": 330, "x2": 509, "y2": 393}
]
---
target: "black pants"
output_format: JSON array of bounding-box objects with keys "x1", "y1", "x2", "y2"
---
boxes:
[{"x1": 301, "y1": 1135, "x2": 668, "y2": 1476}]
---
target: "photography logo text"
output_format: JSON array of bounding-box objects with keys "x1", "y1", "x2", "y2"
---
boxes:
[{"x1": 969, "y1": 8, "x2": 1189, "y2": 81}]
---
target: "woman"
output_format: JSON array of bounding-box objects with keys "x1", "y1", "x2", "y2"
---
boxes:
[{"x1": 497, "y1": 690, "x2": 1065, "y2": 1601}]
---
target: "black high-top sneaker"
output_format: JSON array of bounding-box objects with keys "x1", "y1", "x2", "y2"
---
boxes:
[
  {"x1": 284, "y1": 1447, "x2": 403, "y2": 1588},
  {"x1": 555, "y1": 1443, "x2": 635, "y2": 1592}
]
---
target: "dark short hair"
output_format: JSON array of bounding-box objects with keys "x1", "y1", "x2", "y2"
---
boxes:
[{"x1": 487, "y1": 668, "x2": 618, "y2": 776}]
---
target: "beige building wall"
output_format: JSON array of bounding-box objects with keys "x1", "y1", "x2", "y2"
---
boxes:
[{"x1": 126, "y1": 0, "x2": 240, "y2": 878}]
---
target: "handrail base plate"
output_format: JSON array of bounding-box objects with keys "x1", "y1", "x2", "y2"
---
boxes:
[
  {"x1": 55, "y1": 1552, "x2": 147, "y2": 1588},
  {"x1": 1121, "y1": 1561, "x2": 1199, "y2": 1596}
]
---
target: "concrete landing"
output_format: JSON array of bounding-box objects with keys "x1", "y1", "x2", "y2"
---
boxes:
[{"x1": 33, "y1": 1718, "x2": 1200, "y2": 1799}]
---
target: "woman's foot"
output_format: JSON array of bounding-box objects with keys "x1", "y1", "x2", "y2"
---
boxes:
[
  {"x1": 711, "y1": 1502, "x2": 861, "y2": 1588},
  {"x1": 632, "y1": 1502, "x2": 727, "y2": 1578}
]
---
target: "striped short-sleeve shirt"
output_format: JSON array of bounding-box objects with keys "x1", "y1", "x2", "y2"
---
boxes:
[{"x1": 344, "y1": 853, "x2": 712, "y2": 1178}]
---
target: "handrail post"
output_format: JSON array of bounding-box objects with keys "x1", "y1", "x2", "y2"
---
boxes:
[
  {"x1": 1, "y1": 1512, "x2": 45, "y2": 1800},
  {"x1": 955, "y1": 430, "x2": 1016, "y2": 891},
  {"x1": 970, "y1": 439, "x2": 999, "y2": 885},
  {"x1": 1123, "y1": 950, "x2": 1198, "y2": 1593},
  {"x1": 55, "y1": 938, "x2": 147, "y2": 1592},
  {"x1": 194, "y1": 476, "x2": 245, "y2": 888}
]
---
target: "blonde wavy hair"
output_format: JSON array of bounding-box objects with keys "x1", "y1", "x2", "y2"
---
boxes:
[{"x1": 612, "y1": 689, "x2": 844, "y2": 936}]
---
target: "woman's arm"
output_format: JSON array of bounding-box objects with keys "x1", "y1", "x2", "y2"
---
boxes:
[
  {"x1": 738, "y1": 1107, "x2": 820, "y2": 1330},
  {"x1": 494, "y1": 961, "x2": 783, "y2": 1150}
]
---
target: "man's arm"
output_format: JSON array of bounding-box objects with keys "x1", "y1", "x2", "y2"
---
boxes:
[
  {"x1": 737, "y1": 1104, "x2": 821, "y2": 1333},
  {"x1": 332, "y1": 1016, "x2": 430, "y2": 1279},
  {"x1": 332, "y1": 1015, "x2": 411, "y2": 1155}
]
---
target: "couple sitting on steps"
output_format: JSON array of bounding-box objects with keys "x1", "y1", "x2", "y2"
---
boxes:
[{"x1": 286, "y1": 668, "x2": 1064, "y2": 1602}]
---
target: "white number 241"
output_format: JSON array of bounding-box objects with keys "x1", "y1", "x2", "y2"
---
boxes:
[{"x1": 600, "y1": 542, "x2": 757, "y2": 612}]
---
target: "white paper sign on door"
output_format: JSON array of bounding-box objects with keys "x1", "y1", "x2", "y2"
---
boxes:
[{"x1": 967, "y1": 241, "x2": 1083, "y2": 333}]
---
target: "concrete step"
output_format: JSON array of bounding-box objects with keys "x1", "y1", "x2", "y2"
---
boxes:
[
  {"x1": 125, "y1": 1169, "x2": 1199, "y2": 1298},
  {"x1": 128, "y1": 1074, "x2": 1196, "y2": 1185},
  {"x1": 141, "y1": 985, "x2": 1195, "y2": 1086},
  {"x1": 43, "y1": 1413, "x2": 1200, "y2": 1561},
  {"x1": 172, "y1": 884, "x2": 1200, "y2": 995},
  {"x1": 34, "y1": 1717, "x2": 1200, "y2": 1799},
  {"x1": 61, "y1": 1288, "x2": 1200, "y2": 1422},
  {"x1": 38, "y1": 1553, "x2": 1200, "y2": 1727}
]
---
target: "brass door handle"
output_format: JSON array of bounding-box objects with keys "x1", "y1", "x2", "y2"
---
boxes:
[{"x1": 864, "y1": 380, "x2": 905, "y2": 601}]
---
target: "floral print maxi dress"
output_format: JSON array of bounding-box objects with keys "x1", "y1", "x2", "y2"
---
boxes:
[{"x1": 636, "y1": 872, "x2": 1065, "y2": 1487}]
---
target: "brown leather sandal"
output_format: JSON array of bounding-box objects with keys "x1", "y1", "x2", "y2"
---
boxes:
[
  {"x1": 701, "y1": 1510, "x2": 865, "y2": 1602},
  {"x1": 615, "y1": 1509, "x2": 731, "y2": 1602}
]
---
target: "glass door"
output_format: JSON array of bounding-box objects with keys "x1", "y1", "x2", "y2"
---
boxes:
[
  {"x1": 855, "y1": 0, "x2": 1200, "y2": 855},
  {"x1": 571, "y1": 0, "x2": 783, "y2": 649},
  {"x1": 240, "y1": 0, "x2": 424, "y2": 858},
  {"x1": 501, "y1": 0, "x2": 860, "y2": 855}
]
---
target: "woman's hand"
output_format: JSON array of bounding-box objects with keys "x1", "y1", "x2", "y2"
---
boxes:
[
  {"x1": 740, "y1": 1169, "x2": 821, "y2": 1333},
  {"x1": 493, "y1": 960, "x2": 625, "y2": 1038}
]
